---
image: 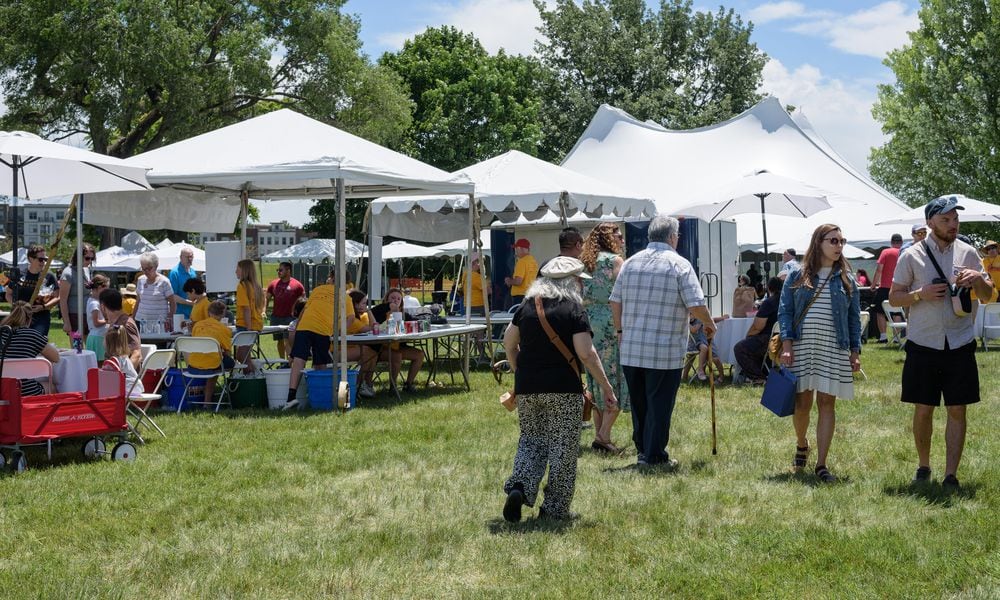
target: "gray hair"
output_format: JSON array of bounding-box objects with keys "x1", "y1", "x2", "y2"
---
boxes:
[
  {"x1": 139, "y1": 252, "x2": 159, "y2": 270},
  {"x1": 647, "y1": 214, "x2": 679, "y2": 243},
  {"x1": 524, "y1": 275, "x2": 583, "y2": 305}
]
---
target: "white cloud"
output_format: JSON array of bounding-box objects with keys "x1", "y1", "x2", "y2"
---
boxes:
[
  {"x1": 760, "y1": 58, "x2": 887, "y2": 173},
  {"x1": 377, "y1": 0, "x2": 549, "y2": 56},
  {"x1": 747, "y1": 2, "x2": 807, "y2": 24},
  {"x1": 778, "y1": 1, "x2": 918, "y2": 59}
]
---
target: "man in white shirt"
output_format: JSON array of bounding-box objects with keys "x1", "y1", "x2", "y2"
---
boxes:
[
  {"x1": 402, "y1": 288, "x2": 421, "y2": 310},
  {"x1": 777, "y1": 248, "x2": 800, "y2": 280}
]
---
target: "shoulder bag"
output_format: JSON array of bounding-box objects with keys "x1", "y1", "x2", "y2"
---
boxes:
[
  {"x1": 767, "y1": 274, "x2": 831, "y2": 364},
  {"x1": 534, "y1": 296, "x2": 594, "y2": 421}
]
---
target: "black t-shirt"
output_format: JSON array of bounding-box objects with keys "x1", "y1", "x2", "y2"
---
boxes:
[
  {"x1": 1, "y1": 327, "x2": 49, "y2": 396},
  {"x1": 371, "y1": 302, "x2": 392, "y2": 325},
  {"x1": 755, "y1": 293, "x2": 779, "y2": 337},
  {"x1": 7, "y1": 268, "x2": 58, "y2": 305},
  {"x1": 512, "y1": 297, "x2": 592, "y2": 394}
]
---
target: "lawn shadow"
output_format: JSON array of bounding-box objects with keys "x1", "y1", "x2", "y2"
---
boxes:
[
  {"x1": 763, "y1": 471, "x2": 854, "y2": 487},
  {"x1": 601, "y1": 462, "x2": 683, "y2": 478},
  {"x1": 486, "y1": 514, "x2": 586, "y2": 535},
  {"x1": 882, "y1": 481, "x2": 979, "y2": 507}
]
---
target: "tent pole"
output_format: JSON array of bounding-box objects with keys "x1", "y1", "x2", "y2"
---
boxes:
[
  {"x1": 240, "y1": 190, "x2": 249, "y2": 260},
  {"x1": 75, "y1": 194, "x2": 85, "y2": 336},
  {"x1": 10, "y1": 157, "x2": 19, "y2": 289},
  {"x1": 336, "y1": 178, "x2": 347, "y2": 407},
  {"x1": 558, "y1": 191, "x2": 569, "y2": 227},
  {"x1": 759, "y1": 194, "x2": 771, "y2": 278},
  {"x1": 466, "y1": 194, "x2": 473, "y2": 325}
]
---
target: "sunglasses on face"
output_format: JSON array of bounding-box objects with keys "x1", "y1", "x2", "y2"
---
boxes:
[
  {"x1": 824, "y1": 237, "x2": 848, "y2": 246},
  {"x1": 84, "y1": 255, "x2": 95, "y2": 260},
  {"x1": 32, "y1": 256, "x2": 48, "y2": 262}
]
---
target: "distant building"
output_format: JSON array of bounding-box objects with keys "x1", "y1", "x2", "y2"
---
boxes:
[
  {"x1": 0, "y1": 195, "x2": 71, "y2": 247},
  {"x1": 191, "y1": 221, "x2": 314, "y2": 258}
]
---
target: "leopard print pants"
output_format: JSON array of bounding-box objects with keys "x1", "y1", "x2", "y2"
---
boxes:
[{"x1": 504, "y1": 392, "x2": 583, "y2": 519}]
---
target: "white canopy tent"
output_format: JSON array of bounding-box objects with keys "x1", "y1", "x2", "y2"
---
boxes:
[
  {"x1": 108, "y1": 243, "x2": 205, "y2": 272},
  {"x1": 120, "y1": 231, "x2": 156, "y2": 254},
  {"x1": 261, "y1": 238, "x2": 368, "y2": 263},
  {"x1": 379, "y1": 241, "x2": 438, "y2": 260},
  {"x1": 370, "y1": 149, "x2": 655, "y2": 244},
  {"x1": 0, "y1": 248, "x2": 64, "y2": 270},
  {"x1": 89, "y1": 108, "x2": 474, "y2": 400},
  {"x1": 430, "y1": 230, "x2": 492, "y2": 258},
  {"x1": 561, "y1": 97, "x2": 911, "y2": 250},
  {"x1": 876, "y1": 194, "x2": 1000, "y2": 225}
]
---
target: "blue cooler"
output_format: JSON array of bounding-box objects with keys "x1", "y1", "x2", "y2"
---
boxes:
[
  {"x1": 163, "y1": 367, "x2": 205, "y2": 411},
  {"x1": 305, "y1": 368, "x2": 358, "y2": 410}
]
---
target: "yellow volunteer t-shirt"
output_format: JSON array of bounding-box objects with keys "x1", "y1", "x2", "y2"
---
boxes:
[
  {"x1": 122, "y1": 296, "x2": 137, "y2": 316},
  {"x1": 190, "y1": 297, "x2": 209, "y2": 323},
  {"x1": 189, "y1": 318, "x2": 232, "y2": 369},
  {"x1": 511, "y1": 254, "x2": 538, "y2": 296},
  {"x1": 347, "y1": 312, "x2": 370, "y2": 335},
  {"x1": 236, "y1": 283, "x2": 264, "y2": 331},
  {"x1": 458, "y1": 268, "x2": 488, "y2": 307},
  {"x1": 296, "y1": 284, "x2": 352, "y2": 336}
]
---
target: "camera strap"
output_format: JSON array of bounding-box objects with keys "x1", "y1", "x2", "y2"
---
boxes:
[{"x1": 922, "y1": 240, "x2": 950, "y2": 282}]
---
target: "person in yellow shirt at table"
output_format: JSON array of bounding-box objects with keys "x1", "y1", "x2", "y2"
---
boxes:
[
  {"x1": 457, "y1": 253, "x2": 491, "y2": 316},
  {"x1": 979, "y1": 241, "x2": 1000, "y2": 303},
  {"x1": 283, "y1": 273, "x2": 354, "y2": 410},
  {"x1": 504, "y1": 238, "x2": 537, "y2": 307},
  {"x1": 183, "y1": 278, "x2": 209, "y2": 324},
  {"x1": 189, "y1": 300, "x2": 235, "y2": 405}
]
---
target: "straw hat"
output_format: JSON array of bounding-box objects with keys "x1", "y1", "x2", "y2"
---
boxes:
[
  {"x1": 121, "y1": 283, "x2": 138, "y2": 297},
  {"x1": 540, "y1": 256, "x2": 591, "y2": 280}
]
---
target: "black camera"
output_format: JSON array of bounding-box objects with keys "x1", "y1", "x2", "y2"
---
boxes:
[{"x1": 932, "y1": 277, "x2": 955, "y2": 294}]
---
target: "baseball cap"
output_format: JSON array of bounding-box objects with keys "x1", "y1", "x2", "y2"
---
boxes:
[
  {"x1": 924, "y1": 195, "x2": 965, "y2": 219},
  {"x1": 911, "y1": 224, "x2": 928, "y2": 234},
  {"x1": 513, "y1": 238, "x2": 531, "y2": 249}
]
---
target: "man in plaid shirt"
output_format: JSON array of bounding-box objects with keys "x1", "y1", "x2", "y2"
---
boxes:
[{"x1": 610, "y1": 215, "x2": 716, "y2": 467}]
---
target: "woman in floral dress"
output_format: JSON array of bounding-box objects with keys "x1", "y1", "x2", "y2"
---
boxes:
[{"x1": 580, "y1": 223, "x2": 630, "y2": 453}]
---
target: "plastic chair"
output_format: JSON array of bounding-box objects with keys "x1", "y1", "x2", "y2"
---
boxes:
[
  {"x1": 881, "y1": 300, "x2": 907, "y2": 347},
  {"x1": 855, "y1": 313, "x2": 869, "y2": 380},
  {"x1": 2, "y1": 357, "x2": 54, "y2": 394},
  {"x1": 231, "y1": 330, "x2": 260, "y2": 375},
  {"x1": 174, "y1": 337, "x2": 229, "y2": 413},
  {"x1": 981, "y1": 303, "x2": 1000, "y2": 350},
  {"x1": 127, "y1": 349, "x2": 175, "y2": 443}
]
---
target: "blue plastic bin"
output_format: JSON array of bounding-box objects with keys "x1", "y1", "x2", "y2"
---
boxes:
[
  {"x1": 163, "y1": 367, "x2": 205, "y2": 411},
  {"x1": 305, "y1": 368, "x2": 358, "y2": 410}
]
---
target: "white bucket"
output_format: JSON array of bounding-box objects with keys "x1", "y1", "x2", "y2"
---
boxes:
[{"x1": 263, "y1": 368, "x2": 308, "y2": 410}]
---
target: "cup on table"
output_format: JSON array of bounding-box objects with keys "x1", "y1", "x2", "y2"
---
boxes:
[{"x1": 173, "y1": 314, "x2": 184, "y2": 332}]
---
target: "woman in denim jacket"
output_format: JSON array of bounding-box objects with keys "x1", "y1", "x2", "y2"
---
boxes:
[{"x1": 777, "y1": 224, "x2": 862, "y2": 483}]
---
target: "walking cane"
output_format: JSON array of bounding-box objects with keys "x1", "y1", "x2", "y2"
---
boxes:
[{"x1": 707, "y1": 339, "x2": 718, "y2": 455}]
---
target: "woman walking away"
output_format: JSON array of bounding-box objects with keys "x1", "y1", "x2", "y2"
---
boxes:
[
  {"x1": 777, "y1": 224, "x2": 862, "y2": 483},
  {"x1": 502, "y1": 257, "x2": 618, "y2": 522},
  {"x1": 580, "y1": 223, "x2": 629, "y2": 453}
]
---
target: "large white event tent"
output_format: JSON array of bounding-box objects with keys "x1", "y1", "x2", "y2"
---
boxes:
[
  {"x1": 560, "y1": 97, "x2": 911, "y2": 250},
  {"x1": 370, "y1": 149, "x2": 655, "y2": 244},
  {"x1": 108, "y1": 243, "x2": 206, "y2": 272},
  {"x1": 89, "y1": 108, "x2": 474, "y2": 394}
]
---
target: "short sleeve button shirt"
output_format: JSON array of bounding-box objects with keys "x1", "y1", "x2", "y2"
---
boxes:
[{"x1": 610, "y1": 242, "x2": 706, "y2": 370}]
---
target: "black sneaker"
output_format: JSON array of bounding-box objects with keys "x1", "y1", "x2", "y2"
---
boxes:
[
  {"x1": 503, "y1": 487, "x2": 526, "y2": 523},
  {"x1": 912, "y1": 466, "x2": 932, "y2": 484},
  {"x1": 942, "y1": 474, "x2": 960, "y2": 490}
]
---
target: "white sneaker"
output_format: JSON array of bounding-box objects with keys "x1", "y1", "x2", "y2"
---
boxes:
[
  {"x1": 359, "y1": 383, "x2": 375, "y2": 398},
  {"x1": 282, "y1": 399, "x2": 299, "y2": 411}
]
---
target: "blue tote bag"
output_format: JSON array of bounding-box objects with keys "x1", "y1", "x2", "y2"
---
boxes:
[{"x1": 760, "y1": 367, "x2": 797, "y2": 417}]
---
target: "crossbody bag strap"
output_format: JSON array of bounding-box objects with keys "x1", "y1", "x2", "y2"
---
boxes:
[
  {"x1": 791, "y1": 273, "x2": 831, "y2": 332},
  {"x1": 922, "y1": 240, "x2": 949, "y2": 281},
  {"x1": 534, "y1": 296, "x2": 581, "y2": 379}
]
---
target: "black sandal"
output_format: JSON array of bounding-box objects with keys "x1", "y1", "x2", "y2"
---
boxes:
[
  {"x1": 815, "y1": 464, "x2": 837, "y2": 483},
  {"x1": 792, "y1": 446, "x2": 810, "y2": 470}
]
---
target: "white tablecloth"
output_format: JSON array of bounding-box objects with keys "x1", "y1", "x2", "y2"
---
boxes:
[
  {"x1": 53, "y1": 350, "x2": 98, "y2": 393},
  {"x1": 712, "y1": 318, "x2": 754, "y2": 365}
]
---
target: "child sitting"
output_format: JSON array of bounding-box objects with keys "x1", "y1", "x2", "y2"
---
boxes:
[
  {"x1": 104, "y1": 325, "x2": 144, "y2": 397},
  {"x1": 189, "y1": 300, "x2": 235, "y2": 403},
  {"x1": 85, "y1": 274, "x2": 110, "y2": 361},
  {"x1": 687, "y1": 317, "x2": 725, "y2": 384}
]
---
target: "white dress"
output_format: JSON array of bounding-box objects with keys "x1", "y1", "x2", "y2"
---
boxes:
[{"x1": 790, "y1": 267, "x2": 854, "y2": 399}]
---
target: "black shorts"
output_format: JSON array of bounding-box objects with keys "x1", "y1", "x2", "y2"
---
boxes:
[
  {"x1": 901, "y1": 340, "x2": 980, "y2": 406},
  {"x1": 269, "y1": 315, "x2": 294, "y2": 340},
  {"x1": 874, "y1": 287, "x2": 890, "y2": 309},
  {"x1": 290, "y1": 330, "x2": 331, "y2": 366}
]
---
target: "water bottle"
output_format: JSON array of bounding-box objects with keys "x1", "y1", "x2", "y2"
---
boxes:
[{"x1": 71, "y1": 331, "x2": 83, "y2": 354}]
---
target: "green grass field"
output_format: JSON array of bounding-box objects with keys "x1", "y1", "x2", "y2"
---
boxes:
[{"x1": 0, "y1": 324, "x2": 997, "y2": 598}]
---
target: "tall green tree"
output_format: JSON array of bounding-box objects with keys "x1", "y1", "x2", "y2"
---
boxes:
[
  {"x1": 534, "y1": 0, "x2": 767, "y2": 160},
  {"x1": 379, "y1": 26, "x2": 546, "y2": 171},
  {"x1": 870, "y1": 0, "x2": 1000, "y2": 207},
  {"x1": 0, "y1": 0, "x2": 412, "y2": 156}
]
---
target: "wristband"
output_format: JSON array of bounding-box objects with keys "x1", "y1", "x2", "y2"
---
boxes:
[{"x1": 616, "y1": 329, "x2": 623, "y2": 333}]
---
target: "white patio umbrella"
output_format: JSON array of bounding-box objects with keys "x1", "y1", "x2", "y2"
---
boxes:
[
  {"x1": 429, "y1": 230, "x2": 492, "y2": 257},
  {"x1": 261, "y1": 238, "x2": 368, "y2": 263},
  {"x1": 875, "y1": 194, "x2": 1000, "y2": 225},
  {"x1": 673, "y1": 170, "x2": 835, "y2": 277},
  {"x1": 0, "y1": 130, "x2": 150, "y2": 262}
]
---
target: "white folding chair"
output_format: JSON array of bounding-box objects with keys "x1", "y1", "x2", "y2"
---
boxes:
[
  {"x1": 2, "y1": 358, "x2": 54, "y2": 394},
  {"x1": 174, "y1": 337, "x2": 230, "y2": 413},
  {"x1": 882, "y1": 300, "x2": 907, "y2": 347},
  {"x1": 981, "y1": 303, "x2": 1000, "y2": 350},
  {"x1": 231, "y1": 330, "x2": 260, "y2": 376},
  {"x1": 127, "y1": 349, "x2": 175, "y2": 443},
  {"x1": 855, "y1": 313, "x2": 869, "y2": 380}
]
